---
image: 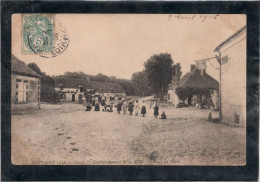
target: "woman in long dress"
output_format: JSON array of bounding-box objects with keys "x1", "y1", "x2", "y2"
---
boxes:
[
  {"x1": 153, "y1": 103, "x2": 159, "y2": 118},
  {"x1": 141, "y1": 101, "x2": 146, "y2": 117}
]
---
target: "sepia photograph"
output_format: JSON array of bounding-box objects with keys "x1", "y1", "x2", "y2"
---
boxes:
[{"x1": 11, "y1": 14, "x2": 246, "y2": 166}]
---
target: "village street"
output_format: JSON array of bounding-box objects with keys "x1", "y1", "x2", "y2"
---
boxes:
[{"x1": 12, "y1": 102, "x2": 246, "y2": 166}]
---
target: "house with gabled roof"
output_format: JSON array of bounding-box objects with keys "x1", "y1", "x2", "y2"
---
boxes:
[
  {"x1": 11, "y1": 54, "x2": 41, "y2": 111},
  {"x1": 168, "y1": 64, "x2": 219, "y2": 109}
]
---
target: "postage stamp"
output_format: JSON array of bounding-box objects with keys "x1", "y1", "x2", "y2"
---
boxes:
[{"x1": 22, "y1": 14, "x2": 54, "y2": 54}]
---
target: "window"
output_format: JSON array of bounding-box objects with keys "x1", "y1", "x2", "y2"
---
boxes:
[{"x1": 16, "y1": 79, "x2": 28, "y2": 103}]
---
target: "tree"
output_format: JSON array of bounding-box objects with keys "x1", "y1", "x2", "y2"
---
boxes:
[
  {"x1": 28, "y1": 63, "x2": 44, "y2": 75},
  {"x1": 117, "y1": 79, "x2": 136, "y2": 96},
  {"x1": 94, "y1": 73, "x2": 110, "y2": 82},
  {"x1": 144, "y1": 53, "x2": 174, "y2": 101},
  {"x1": 131, "y1": 70, "x2": 152, "y2": 96},
  {"x1": 63, "y1": 71, "x2": 90, "y2": 80},
  {"x1": 27, "y1": 63, "x2": 57, "y2": 102}
]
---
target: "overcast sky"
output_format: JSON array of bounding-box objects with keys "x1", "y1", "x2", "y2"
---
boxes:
[{"x1": 12, "y1": 14, "x2": 246, "y2": 80}]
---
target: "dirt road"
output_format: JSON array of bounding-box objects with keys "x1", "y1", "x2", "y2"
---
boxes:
[{"x1": 11, "y1": 103, "x2": 246, "y2": 165}]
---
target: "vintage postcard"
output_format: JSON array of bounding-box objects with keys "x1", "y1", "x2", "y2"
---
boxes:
[{"x1": 11, "y1": 14, "x2": 246, "y2": 166}]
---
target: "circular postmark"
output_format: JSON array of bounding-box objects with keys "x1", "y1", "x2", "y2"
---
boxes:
[{"x1": 27, "y1": 22, "x2": 70, "y2": 58}]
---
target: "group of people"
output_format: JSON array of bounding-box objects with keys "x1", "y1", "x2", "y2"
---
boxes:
[{"x1": 82, "y1": 96, "x2": 167, "y2": 119}]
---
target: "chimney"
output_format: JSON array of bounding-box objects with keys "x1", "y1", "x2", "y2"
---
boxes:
[
  {"x1": 190, "y1": 64, "x2": 196, "y2": 72},
  {"x1": 175, "y1": 66, "x2": 180, "y2": 85},
  {"x1": 200, "y1": 69, "x2": 206, "y2": 77},
  {"x1": 172, "y1": 65, "x2": 180, "y2": 85}
]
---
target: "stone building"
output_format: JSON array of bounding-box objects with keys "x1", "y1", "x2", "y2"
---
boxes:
[{"x1": 11, "y1": 55, "x2": 41, "y2": 112}]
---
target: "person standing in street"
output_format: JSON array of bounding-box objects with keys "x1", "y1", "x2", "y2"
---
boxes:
[
  {"x1": 122, "y1": 100, "x2": 128, "y2": 115},
  {"x1": 117, "y1": 101, "x2": 122, "y2": 114},
  {"x1": 92, "y1": 96, "x2": 95, "y2": 106},
  {"x1": 128, "y1": 100, "x2": 134, "y2": 115},
  {"x1": 153, "y1": 103, "x2": 159, "y2": 118},
  {"x1": 134, "y1": 100, "x2": 139, "y2": 116},
  {"x1": 141, "y1": 101, "x2": 147, "y2": 117}
]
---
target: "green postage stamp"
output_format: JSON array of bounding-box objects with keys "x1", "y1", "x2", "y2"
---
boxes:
[{"x1": 22, "y1": 14, "x2": 54, "y2": 54}]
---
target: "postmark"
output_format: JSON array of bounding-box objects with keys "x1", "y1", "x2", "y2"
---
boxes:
[{"x1": 22, "y1": 14, "x2": 69, "y2": 58}]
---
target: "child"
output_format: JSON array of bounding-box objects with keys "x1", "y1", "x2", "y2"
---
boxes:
[
  {"x1": 117, "y1": 101, "x2": 122, "y2": 114},
  {"x1": 141, "y1": 101, "x2": 146, "y2": 117},
  {"x1": 159, "y1": 111, "x2": 167, "y2": 119},
  {"x1": 122, "y1": 100, "x2": 128, "y2": 115},
  {"x1": 94, "y1": 103, "x2": 100, "y2": 111},
  {"x1": 101, "y1": 96, "x2": 105, "y2": 106},
  {"x1": 110, "y1": 100, "x2": 114, "y2": 112},
  {"x1": 92, "y1": 97, "x2": 95, "y2": 106},
  {"x1": 134, "y1": 100, "x2": 139, "y2": 116},
  {"x1": 128, "y1": 101, "x2": 134, "y2": 115},
  {"x1": 95, "y1": 96, "x2": 99, "y2": 105},
  {"x1": 86, "y1": 102, "x2": 92, "y2": 111},
  {"x1": 153, "y1": 104, "x2": 159, "y2": 118}
]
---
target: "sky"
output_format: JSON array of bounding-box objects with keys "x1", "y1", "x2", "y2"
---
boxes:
[{"x1": 12, "y1": 14, "x2": 246, "y2": 80}]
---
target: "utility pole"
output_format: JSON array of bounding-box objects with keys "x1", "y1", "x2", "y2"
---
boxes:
[
  {"x1": 195, "y1": 55, "x2": 222, "y2": 122},
  {"x1": 216, "y1": 52, "x2": 222, "y2": 122},
  {"x1": 214, "y1": 53, "x2": 222, "y2": 122}
]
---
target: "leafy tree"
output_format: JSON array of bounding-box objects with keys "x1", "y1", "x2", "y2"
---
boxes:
[
  {"x1": 28, "y1": 63, "x2": 44, "y2": 75},
  {"x1": 144, "y1": 53, "x2": 174, "y2": 101},
  {"x1": 117, "y1": 79, "x2": 136, "y2": 96},
  {"x1": 131, "y1": 71, "x2": 152, "y2": 96},
  {"x1": 63, "y1": 71, "x2": 90, "y2": 80},
  {"x1": 95, "y1": 73, "x2": 110, "y2": 82},
  {"x1": 41, "y1": 75, "x2": 55, "y2": 94},
  {"x1": 27, "y1": 63, "x2": 56, "y2": 102}
]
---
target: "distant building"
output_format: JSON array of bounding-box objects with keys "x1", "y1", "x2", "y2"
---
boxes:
[
  {"x1": 11, "y1": 55, "x2": 41, "y2": 111},
  {"x1": 168, "y1": 64, "x2": 219, "y2": 108},
  {"x1": 214, "y1": 25, "x2": 246, "y2": 126},
  {"x1": 53, "y1": 77, "x2": 126, "y2": 103}
]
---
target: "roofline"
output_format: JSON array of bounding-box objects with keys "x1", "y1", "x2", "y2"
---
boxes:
[
  {"x1": 11, "y1": 54, "x2": 40, "y2": 77},
  {"x1": 214, "y1": 25, "x2": 246, "y2": 52},
  {"x1": 12, "y1": 71, "x2": 40, "y2": 78}
]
